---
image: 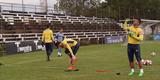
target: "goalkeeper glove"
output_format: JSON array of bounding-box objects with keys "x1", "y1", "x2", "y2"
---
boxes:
[{"x1": 128, "y1": 31, "x2": 136, "y2": 37}]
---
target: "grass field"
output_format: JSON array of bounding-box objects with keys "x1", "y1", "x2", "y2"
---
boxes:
[{"x1": 0, "y1": 41, "x2": 160, "y2": 80}]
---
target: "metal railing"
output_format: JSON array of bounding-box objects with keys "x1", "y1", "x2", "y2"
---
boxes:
[
  {"x1": 0, "y1": 31, "x2": 126, "y2": 43},
  {"x1": 0, "y1": 2, "x2": 64, "y2": 14}
]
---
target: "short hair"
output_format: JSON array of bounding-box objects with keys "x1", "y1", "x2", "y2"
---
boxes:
[
  {"x1": 60, "y1": 28, "x2": 63, "y2": 30},
  {"x1": 137, "y1": 18, "x2": 141, "y2": 23},
  {"x1": 46, "y1": 23, "x2": 51, "y2": 28},
  {"x1": 134, "y1": 18, "x2": 141, "y2": 23}
]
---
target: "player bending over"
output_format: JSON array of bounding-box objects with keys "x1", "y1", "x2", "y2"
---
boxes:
[{"x1": 55, "y1": 38, "x2": 80, "y2": 71}]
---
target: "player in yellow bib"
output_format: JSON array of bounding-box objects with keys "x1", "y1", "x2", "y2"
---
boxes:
[
  {"x1": 55, "y1": 38, "x2": 80, "y2": 71},
  {"x1": 122, "y1": 18, "x2": 144, "y2": 77},
  {"x1": 42, "y1": 25, "x2": 54, "y2": 61}
]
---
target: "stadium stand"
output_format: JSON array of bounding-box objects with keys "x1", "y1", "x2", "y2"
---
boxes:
[
  {"x1": 0, "y1": 10, "x2": 122, "y2": 32},
  {"x1": 0, "y1": 31, "x2": 126, "y2": 44},
  {"x1": 0, "y1": 2, "x2": 128, "y2": 54},
  {"x1": 0, "y1": 2, "x2": 125, "y2": 45}
]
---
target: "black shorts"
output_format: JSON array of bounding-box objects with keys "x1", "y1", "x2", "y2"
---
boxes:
[
  {"x1": 45, "y1": 43, "x2": 53, "y2": 56},
  {"x1": 65, "y1": 43, "x2": 80, "y2": 56},
  {"x1": 127, "y1": 43, "x2": 142, "y2": 63}
]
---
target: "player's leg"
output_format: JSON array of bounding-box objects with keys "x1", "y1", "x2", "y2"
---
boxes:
[
  {"x1": 45, "y1": 43, "x2": 50, "y2": 61},
  {"x1": 49, "y1": 43, "x2": 54, "y2": 60},
  {"x1": 128, "y1": 44, "x2": 135, "y2": 76},
  {"x1": 49, "y1": 43, "x2": 54, "y2": 54},
  {"x1": 68, "y1": 43, "x2": 80, "y2": 71},
  {"x1": 64, "y1": 48, "x2": 79, "y2": 71},
  {"x1": 64, "y1": 49, "x2": 72, "y2": 64},
  {"x1": 65, "y1": 49, "x2": 72, "y2": 58},
  {"x1": 72, "y1": 43, "x2": 80, "y2": 55},
  {"x1": 45, "y1": 43, "x2": 53, "y2": 61},
  {"x1": 64, "y1": 49, "x2": 74, "y2": 70},
  {"x1": 58, "y1": 47, "x2": 62, "y2": 57},
  {"x1": 71, "y1": 43, "x2": 80, "y2": 64},
  {"x1": 135, "y1": 44, "x2": 144, "y2": 76}
]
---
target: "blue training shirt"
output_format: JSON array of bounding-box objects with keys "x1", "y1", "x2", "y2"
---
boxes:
[{"x1": 55, "y1": 32, "x2": 64, "y2": 42}]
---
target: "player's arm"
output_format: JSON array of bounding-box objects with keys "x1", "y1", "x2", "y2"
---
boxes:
[
  {"x1": 133, "y1": 35, "x2": 143, "y2": 41},
  {"x1": 63, "y1": 34, "x2": 66, "y2": 39},
  {"x1": 121, "y1": 19, "x2": 131, "y2": 31},
  {"x1": 132, "y1": 30, "x2": 144, "y2": 41},
  {"x1": 42, "y1": 32, "x2": 45, "y2": 42},
  {"x1": 51, "y1": 31, "x2": 54, "y2": 41},
  {"x1": 42, "y1": 32, "x2": 45, "y2": 46},
  {"x1": 65, "y1": 44, "x2": 74, "y2": 57},
  {"x1": 54, "y1": 33, "x2": 58, "y2": 41}
]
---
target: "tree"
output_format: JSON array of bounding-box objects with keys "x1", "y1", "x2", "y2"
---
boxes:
[
  {"x1": 57, "y1": 0, "x2": 100, "y2": 16},
  {"x1": 57, "y1": 0, "x2": 160, "y2": 19}
]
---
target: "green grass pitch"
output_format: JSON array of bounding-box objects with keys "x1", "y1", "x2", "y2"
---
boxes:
[{"x1": 0, "y1": 41, "x2": 160, "y2": 80}]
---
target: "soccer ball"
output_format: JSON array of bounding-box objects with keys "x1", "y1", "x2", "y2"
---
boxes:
[
  {"x1": 148, "y1": 60, "x2": 152, "y2": 65},
  {"x1": 143, "y1": 60, "x2": 152, "y2": 65},
  {"x1": 136, "y1": 59, "x2": 144, "y2": 64},
  {"x1": 151, "y1": 52, "x2": 156, "y2": 56},
  {"x1": 141, "y1": 59, "x2": 144, "y2": 63},
  {"x1": 136, "y1": 59, "x2": 152, "y2": 65}
]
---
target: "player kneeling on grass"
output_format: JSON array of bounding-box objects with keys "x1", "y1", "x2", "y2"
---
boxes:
[
  {"x1": 122, "y1": 18, "x2": 144, "y2": 77},
  {"x1": 55, "y1": 38, "x2": 80, "y2": 71}
]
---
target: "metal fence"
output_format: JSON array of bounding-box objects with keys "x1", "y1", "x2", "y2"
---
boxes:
[{"x1": 0, "y1": 2, "x2": 63, "y2": 14}]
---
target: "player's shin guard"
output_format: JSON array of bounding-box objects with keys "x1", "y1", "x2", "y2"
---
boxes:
[
  {"x1": 67, "y1": 57, "x2": 77, "y2": 71},
  {"x1": 47, "y1": 55, "x2": 50, "y2": 61}
]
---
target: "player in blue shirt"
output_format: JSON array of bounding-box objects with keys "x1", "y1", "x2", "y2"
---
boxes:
[{"x1": 54, "y1": 28, "x2": 64, "y2": 57}]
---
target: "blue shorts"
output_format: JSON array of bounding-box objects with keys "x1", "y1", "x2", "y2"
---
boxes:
[
  {"x1": 65, "y1": 43, "x2": 80, "y2": 56},
  {"x1": 127, "y1": 43, "x2": 142, "y2": 63},
  {"x1": 45, "y1": 43, "x2": 53, "y2": 56}
]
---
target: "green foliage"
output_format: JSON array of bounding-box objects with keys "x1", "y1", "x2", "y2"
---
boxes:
[
  {"x1": 57, "y1": 0, "x2": 100, "y2": 16},
  {"x1": 57, "y1": 0, "x2": 160, "y2": 19}
]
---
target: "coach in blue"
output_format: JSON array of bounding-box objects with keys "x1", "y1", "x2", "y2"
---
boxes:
[{"x1": 54, "y1": 28, "x2": 64, "y2": 57}]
